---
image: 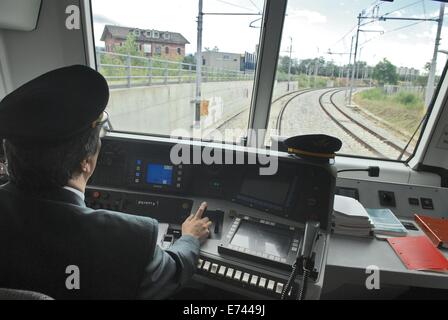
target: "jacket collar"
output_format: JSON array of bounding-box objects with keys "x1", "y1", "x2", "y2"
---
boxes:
[{"x1": 1, "y1": 182, "x2": 86, "y2": 208}]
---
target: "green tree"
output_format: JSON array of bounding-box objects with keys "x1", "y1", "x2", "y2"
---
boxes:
[
  {"x1": 183, "y1": 54, "x2": 195, "y2": 65},
  {"x1": 373, "y1": 58, "x2": 398, "y2": 85},
  {"x1": 115, "y1": 33, "x2": 144, "y2": 57}
]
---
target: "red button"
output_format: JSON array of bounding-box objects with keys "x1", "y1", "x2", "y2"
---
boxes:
[{"x1": 92, "y1": 191, "x2": 101, "y2": 199}]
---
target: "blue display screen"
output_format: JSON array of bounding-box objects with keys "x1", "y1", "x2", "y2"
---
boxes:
[{"x1": 146, "y1": 164, "x2": 173, "y2": 185}]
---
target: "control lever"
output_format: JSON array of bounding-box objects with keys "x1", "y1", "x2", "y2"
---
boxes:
[{"x1": 281, "y1": 220, "x2": 320, "y2": 300}]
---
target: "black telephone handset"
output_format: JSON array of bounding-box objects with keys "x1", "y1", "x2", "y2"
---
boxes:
[
  {"x1": 281, "y1": 220, "x2": 320, "y2": 300},
  {"x1": 301, "y1": 220, "x2": 320, "y2": 269}
]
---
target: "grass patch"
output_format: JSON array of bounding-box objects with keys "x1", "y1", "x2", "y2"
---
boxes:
[{"x1": 354, "y1": 88, "x2": 425, "y2": 137}]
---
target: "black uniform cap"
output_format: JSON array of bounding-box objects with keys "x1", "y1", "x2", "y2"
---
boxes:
[
  {"x1": 0, "y1": 65, "x2": 109, "y2": 142},
  {"x1": 285, "y1": 134, "x2": 342, "y2": 159}
]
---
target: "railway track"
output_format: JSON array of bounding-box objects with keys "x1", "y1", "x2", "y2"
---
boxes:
[
  {"x1": 218, "y1": 87, "x2": 316, "y2": 130},
  {"x1": 318, "y1": 89, "x2": 411, "y2": 159},
  {"x1": 328, "y1": 90, "x2": 411, "y2": 158},
  {"x1": 275, "y1": 88, "x2": 324, "y2": 134}
]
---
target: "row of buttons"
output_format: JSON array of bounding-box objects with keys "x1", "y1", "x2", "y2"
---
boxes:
[{"x1": 197, "y1": 259, "x2": 285, "y2": 295}]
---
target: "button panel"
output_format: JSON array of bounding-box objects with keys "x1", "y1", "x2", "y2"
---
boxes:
[{"x1": 196, "y1": 256, "x2": 296, "y2": 298}]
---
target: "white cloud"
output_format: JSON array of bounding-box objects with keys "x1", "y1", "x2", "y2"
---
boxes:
[
  {"x1": 389, "y1": 10, "x2": 403, "y2": 18},
  {"x1": 287, "y1": 9, "x2": 327, "y2": 24}
]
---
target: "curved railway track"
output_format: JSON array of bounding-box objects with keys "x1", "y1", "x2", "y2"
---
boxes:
[
  {"x1": 275, "y1": 88, "x2": 324, "y2": 134},
  {"x1": 318, "y1": 89, "x2": 411, "y2": 159},
  {"x1": 328, "y1": 90, "x2": 411, "y2": 158},
  {"x1": 275, "y1": 87, "x2": 411, "y2": 159},
  {"x1": 218, "y1": 87, "x2": 317, "y2": 130}
]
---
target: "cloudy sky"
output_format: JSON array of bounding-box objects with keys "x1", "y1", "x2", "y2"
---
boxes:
[{"x1": 91, "y1": 0, "x2": 448, "y2": 73}]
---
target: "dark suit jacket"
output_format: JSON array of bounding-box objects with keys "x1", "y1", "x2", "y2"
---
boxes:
[{"x1": 0, "y1": 183, "x2": 200, "y2": 299}]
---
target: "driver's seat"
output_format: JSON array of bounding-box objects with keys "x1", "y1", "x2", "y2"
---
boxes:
[{"x1": 0, "y1": 288, "x2": 53, "y2": 300}]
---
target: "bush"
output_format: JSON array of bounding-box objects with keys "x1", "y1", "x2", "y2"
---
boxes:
[
  {"x1": 360, "y1": 88, "x2": 386, "y2": 101},
  {"x1": 393, "y1": 92, "x2": 420, "y2": 107}
]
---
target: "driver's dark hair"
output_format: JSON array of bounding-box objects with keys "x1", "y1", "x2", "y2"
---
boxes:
[{"x1": 2, "y1": 126, "x2": 101, "y2": 194}]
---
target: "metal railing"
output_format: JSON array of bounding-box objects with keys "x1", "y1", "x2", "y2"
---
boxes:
[{"x1": 96, "y1": 51, "x2": 255, "y2": 89}]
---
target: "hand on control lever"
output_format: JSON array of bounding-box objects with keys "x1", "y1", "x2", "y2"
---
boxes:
[{"x1": 182, "y1": 202, "x2": 211, "y2": 243}]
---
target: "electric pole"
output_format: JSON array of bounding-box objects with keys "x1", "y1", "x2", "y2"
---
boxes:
[
  {"x1": 425, "y1": 2, "x2": 445, "y2": 108},
  {"x1": 345, "y1": 35, "x2": 354, "y2": 101},
  {"x1": 194, "y1": 0, "x2": 203, "y2": 129},
  {"x1": 348, "y1": 13, "x2": 361, "y2": 107},
  {"x1": 287, "y1": 37, "x2": 292, "y2": 91}
]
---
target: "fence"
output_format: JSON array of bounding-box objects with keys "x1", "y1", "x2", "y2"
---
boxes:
[
  {"x1": 96, "y1": 51, "x2": 255, "y2": 89},
  {"x1": 383, "y1": 85, "x2": 425, "y2": 96}
]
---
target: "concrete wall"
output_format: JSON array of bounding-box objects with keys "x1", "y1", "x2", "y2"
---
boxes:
[
  {"x1": 107, "y1": 80, "x2": 291, "y2": 136},
  {"x1": 202, "y1": 51, "x2": 242, "y2": 71}
]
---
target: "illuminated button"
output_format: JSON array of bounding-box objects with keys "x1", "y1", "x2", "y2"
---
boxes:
[
  {"x1": 92, "y1": 191, "x2": 101, "y2": 199},
  {"x1": 276, "y1": 282, "x2": 284, "y2": 294},
  {"x1": 291, "y1": 246, "x2": 298, "y2": 252},
  {"x1": 178, "y1": 165, "x2": 183, "y2": 169},
  {"x1": 197, "y1": 259, "x2": 204, "y2": 269},
  {"x1": 135, "y1": 179, "x2": 140, "y2": 183},
  {"x1": 176, "y1": 183, "x2": 181, "y2": 188},
  {"x1": 258, "y1": 277, "x2": 267, "y2": 288},
  {"x1": 218, "y1": 266, "x2": 226, "y2": 276},
  {"x1": 250, "y1": 275, "x2": 259, "y2": 286},
  {"x1": 136, "y1": 160, "x2": 142, "y2": 165},
  {"x1": 242, "y1": 273, "x2": 250, "y2": 284},
  {"x1": 202, "y1": 261, "x2": 211, "y2": 272},
  {"x1": 267, "y1": 280, "x2": 275, "y2": 291},
  {"x1": 136, "y1": 166, "x2": 141, "y2": 171},
  {"x1": 178, "y1": 171, "x2": 182, "y2": 176},
  {"x1": 210, "y1": 263, "x2": 218, "y2": 274},
  {"x1": 233, "y1": 270, "x2": 242, "y2": 281},
  {"x1": 177, "y1": 177, "x2": 181, "y2": 182},
  {"x1": 226, "y1": 268, "x2": 234, "y2": 278},
  {"x1": 135, "y1": 172, "x2": 141, "y2": 177}
]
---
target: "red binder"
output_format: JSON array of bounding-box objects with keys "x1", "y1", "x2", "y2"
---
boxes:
[
  {"x1": 415, "y1": 214, "x2": 448, "y2": 248},
  {"x1": 387, "y1": 236, "x2": 448, "y2": 271}
]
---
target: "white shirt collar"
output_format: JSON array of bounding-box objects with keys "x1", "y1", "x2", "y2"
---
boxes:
[{"x1": 62, "y1": 186, "x2": 85, "y2": 202}]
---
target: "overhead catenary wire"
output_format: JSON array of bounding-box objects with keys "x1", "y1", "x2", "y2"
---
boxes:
[
  {"x1": 247, "y1": 0, "x2": 261, "y2": 12},
  {"x1": 330, "y1": 0, "x2": 383, "y2": 48},
  {"x1": 358, "y1": 11, "x2": 447, "y2": 48},
  {"x1": 213, "y1": 0, "x2": 255, "y2": 12},
  {"x1": 381, "y1": 0, "x2": 424, "y2": 18}
]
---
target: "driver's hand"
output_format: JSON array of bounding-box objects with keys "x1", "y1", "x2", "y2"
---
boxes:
[{"x1": 182, "y1": 202, "x2": 211, "y2": 243}]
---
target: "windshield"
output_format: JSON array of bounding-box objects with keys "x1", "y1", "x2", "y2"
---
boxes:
[{"x1": 91, "y1": 0, "x2": 447, "y2": 161}]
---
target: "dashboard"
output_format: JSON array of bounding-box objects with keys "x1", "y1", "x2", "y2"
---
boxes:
[{"x1": 85, "y1": 134, "x2": 337, "y2": 299}]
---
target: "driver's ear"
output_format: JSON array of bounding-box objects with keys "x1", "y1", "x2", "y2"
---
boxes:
[{"x1": 80, "y1": 159, "x2": 90, "y2": 175}]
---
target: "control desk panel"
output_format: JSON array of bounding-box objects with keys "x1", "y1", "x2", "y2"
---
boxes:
[{"x1": 86, "y1": 135, "x2": 336, "y2": 299}]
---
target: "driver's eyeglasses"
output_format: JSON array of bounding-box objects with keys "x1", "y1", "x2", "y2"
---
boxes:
[{"x1": 91, "y1": 111, "x2": 111, "y2": 138}]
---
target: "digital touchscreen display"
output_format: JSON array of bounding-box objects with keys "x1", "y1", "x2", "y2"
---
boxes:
[
  {"x1": 146, "y1": 164, "x2": 173, "y2": 185},
  {"x1": 230, "y1": 220, "x2": 293, "y2": 258}
]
